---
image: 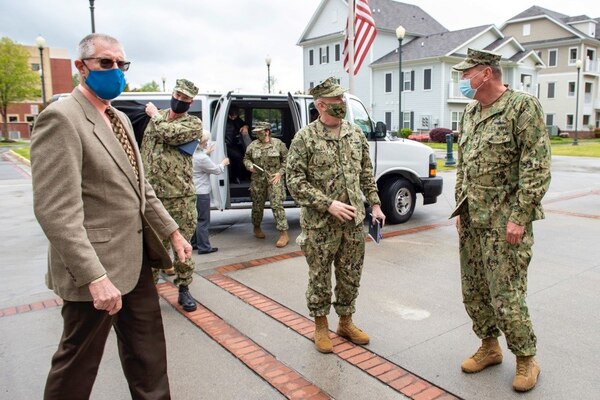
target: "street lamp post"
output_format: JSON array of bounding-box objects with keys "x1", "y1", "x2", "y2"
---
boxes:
[
  {"x1": 265, "y1": 55, "x2": 271, "y2": 93},
  {"x1": 161, "y1": 76, "x2": 166, "y2": 92},
  {"x1": 89, "y1": 0, "x2": 96, "y2": 33},
  {"x1": 396, "y1": 26, "x2": 406, "y2": 133},
  {"x1": 573, "y1": 59, "x2": 582, "y2": 146},
  {"x1": 35, "y1": 35, "x2": 47, "y2": 107},
  {"x1": 265, "y1": 56, "x2": 272, "y2": 94}
]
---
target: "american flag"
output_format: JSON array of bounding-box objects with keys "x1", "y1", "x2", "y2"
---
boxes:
[{"x1": 342, "y1": 0, "x2": 377, "y2": 75}]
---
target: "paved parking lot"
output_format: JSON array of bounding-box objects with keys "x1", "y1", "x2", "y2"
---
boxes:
[{"x1": 1, "y1": 149, "x2": 599, "y2": 399}]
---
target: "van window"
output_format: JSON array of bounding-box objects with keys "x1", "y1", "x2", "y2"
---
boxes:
[
  {"x1": 348, "y1": 98, "x2": 373, "y2": 137},
  {"x1": 252, "y1": 108, "x2": 284, "y2": 139}
]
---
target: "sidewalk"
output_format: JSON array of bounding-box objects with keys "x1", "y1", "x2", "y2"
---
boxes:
[{"x1": 1, "y1": 151, "x2": 600, "y2": 399}]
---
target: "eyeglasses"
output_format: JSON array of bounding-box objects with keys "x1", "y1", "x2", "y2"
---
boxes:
[{"x1": 82, "y1": 57, "x2": 131, "y2": 71}]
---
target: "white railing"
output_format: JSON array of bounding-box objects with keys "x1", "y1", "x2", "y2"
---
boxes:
[
  {"x1": 584, "y1": 58, "x2": 600, "y2": 74},
  {"x1": 448, "y1": 82, "x2": 468, "y2": 100}
]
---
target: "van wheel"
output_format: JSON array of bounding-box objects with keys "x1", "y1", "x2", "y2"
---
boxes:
[{"x1": 381, "y1": 178, "x2": 416, "y2": 224}]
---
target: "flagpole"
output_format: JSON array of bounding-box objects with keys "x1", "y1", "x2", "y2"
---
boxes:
[{"x1": 348, "y1": 0, "x2": 355, "y2": 94}]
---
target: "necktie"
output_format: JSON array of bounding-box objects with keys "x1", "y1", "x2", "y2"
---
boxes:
[{"x1": 105, "y1": 107, "x2": 139, "y2": 183}]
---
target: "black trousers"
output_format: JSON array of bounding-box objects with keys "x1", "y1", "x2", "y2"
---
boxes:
[{"x1": 43, "y1": 264, "x2": 170, "y2": 400}]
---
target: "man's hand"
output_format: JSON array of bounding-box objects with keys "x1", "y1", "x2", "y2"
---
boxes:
[
  {"x1": 327, "y1": 200, "x2": 357, "y2": 222},
  {"x1": 270, "y1": 172, "x2": 282, "y2": 185},
  {"x1": 170, "y1": 230, "x2": 192, "y2": 262},
  {"x1": 371, "y1": 204, "x2": 386, "y2": 227},
  {"x1": 221, "y1": 157, "x2": 230, "y2": 167},
  {"x1": 205, "y1": 143, "x2": 216, "y2": 155},
  {"x1": 506, "y1": 221, "x2": 525, "y2": 245},
  {"x1": 145, "y1": 102, "x2": 159, "y2": 118},
  {"x1": 240, "y1": 125, "x2": 249, "y2": 135},
  {"x1": 89, "y1": 276, "x2": 122, "y2": 315}
]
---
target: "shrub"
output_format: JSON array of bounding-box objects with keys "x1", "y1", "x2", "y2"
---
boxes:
[
  {"x1": 594, "y1": 128, "x2": 600, "y2": 139},
  {"x1": 429, "y1": 127, "x2": 453, "y2": 143},
  {"x1": 400, "y1": 128, "x2": 412, "y2": 139}
]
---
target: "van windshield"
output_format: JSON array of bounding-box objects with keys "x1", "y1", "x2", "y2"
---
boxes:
[{"x1": 347, "y1": 98, "x2": 373, "y2": 137}]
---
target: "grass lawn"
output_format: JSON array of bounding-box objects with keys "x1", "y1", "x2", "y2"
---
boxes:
[
  {"x1": 12, "y1": 147, "x2": 30, "y2": 160},
  {"x1": 0, "y1": 140, "x2": 29, "y2": 147},
  {"x1": 426, "y1": 138, "x2": 600, "y2": 158}
]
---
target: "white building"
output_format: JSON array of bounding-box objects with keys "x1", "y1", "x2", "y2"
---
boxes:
[{"x1": 298, "y1": 0, "x2": 543, "y2": 133}]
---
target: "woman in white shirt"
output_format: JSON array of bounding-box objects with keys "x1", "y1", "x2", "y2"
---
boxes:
[{"x1": 191, "y1": 130, "x2": 229, "y2": 254}]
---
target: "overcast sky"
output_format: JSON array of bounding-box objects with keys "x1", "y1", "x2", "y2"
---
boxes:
[{"x1": 1, "y1": 0, "x2": 598, "y2": 94}]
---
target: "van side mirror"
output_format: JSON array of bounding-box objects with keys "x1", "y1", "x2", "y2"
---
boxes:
[{"x1": 374, "y1": 121, "x2": 387, "y2": 139}]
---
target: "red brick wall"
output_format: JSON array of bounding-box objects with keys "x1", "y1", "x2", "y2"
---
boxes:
[{"x1": 50, "y1": 58, "x2": 73, "y2": 95}]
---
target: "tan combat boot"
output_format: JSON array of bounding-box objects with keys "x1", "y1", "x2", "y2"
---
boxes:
[
  {"x1": 336, "y1": 315, "x2": 369, "y2": 345},
  {"x1": 253, "y1": 226, "x2": 265, "y2": 239},
  {"x1": 513, "y1": 356, "x2": 540, "y2": 392},
  {"x1": 314, "y1": 316, "x2": 333, "y2": 353},
  {"x1": 461, "y1": 337, "x2": 503, "y2": 373},
  {"x1": 275, "y1": 231, "x2": 289, "y2": 248}
]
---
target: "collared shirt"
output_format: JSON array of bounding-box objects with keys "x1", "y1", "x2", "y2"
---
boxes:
[
  {"x1": 192, "y1": 149, "x2": 225, "y2": 195},
  {"x1": 286, "y1": 119, "x2": 380, "y2": 229},
  {"x1": 141, "y1": 108, "x2": 202, "y2": 198},
  {"x1": 78, "y1": 84, "x2": 112, "y2": 130},
  {"x1": 454, "y1": 89, "x2": 551, "y2": 227}
]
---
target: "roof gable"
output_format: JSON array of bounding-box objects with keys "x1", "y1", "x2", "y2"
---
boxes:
[{"x1": 298, "y1": 0, "x2": 447, "y2": 45}]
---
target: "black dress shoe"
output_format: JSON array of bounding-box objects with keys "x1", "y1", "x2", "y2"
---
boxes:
[
  {"x1": 178, "y1": 285, "x2": 197, "y2": 312},
  {"x1": 198, "y1": 247, "x2": 218, "y2": 254}
]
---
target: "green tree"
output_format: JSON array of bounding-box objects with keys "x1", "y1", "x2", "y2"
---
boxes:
[
  {"x1": 137, "y1": 80, "x2": 160, "y2": 92},
  {"x1": 0, "y1": 37, "x2": 40, "y2": 141},
  {"x1": 72, "y1": 73, "x2": 80, "y2": 87}
]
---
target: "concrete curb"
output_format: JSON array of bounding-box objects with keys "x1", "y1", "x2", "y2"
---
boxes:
[{"x1": 6, "y1": 149, "x2": 31, "y2": 167}]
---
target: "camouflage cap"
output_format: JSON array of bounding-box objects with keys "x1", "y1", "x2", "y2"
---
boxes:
[
  {"x1": 452, "y1": 48, "x2": 502, "y2": 71},
  {"x1": 173, "y1": 78, "x2": 199, "y2": 97},
  {"x1": 309, "y1": 77, "x2": 347, "y2": 99},
  {"x1": 252, "y1": 121, "x2": 271, "y2": 132}
]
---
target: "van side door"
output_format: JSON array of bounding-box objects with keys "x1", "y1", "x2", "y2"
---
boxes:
[{"x1": 209, "y1": 93, "x2": 232, "y2": 210}]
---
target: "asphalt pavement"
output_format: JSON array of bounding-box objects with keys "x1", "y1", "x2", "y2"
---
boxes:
[{"x1": 1, "y1": 147, "x2": 599, "y2": 400}]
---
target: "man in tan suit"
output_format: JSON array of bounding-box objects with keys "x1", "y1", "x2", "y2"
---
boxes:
[{"x1": 31, "y1": 33, "x2": 190, "y2": 400}]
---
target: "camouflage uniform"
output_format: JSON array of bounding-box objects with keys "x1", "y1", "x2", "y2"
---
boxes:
[
  {"x1": 286, "y1": 79, "x2": 380, "y2": 317},
  {"x1": 141, "y1": 79, "x2": 202, "y2": 286},
  {"x1": 243, "y1": 122, "x2": 289, "y2": 231},
  {"x1": 452, "y1": 50, "x2": 551, "y2": 356}
]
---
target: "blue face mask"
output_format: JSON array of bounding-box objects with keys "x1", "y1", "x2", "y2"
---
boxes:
[
  {"x1": 85, "y1": 68, "x2": 126, "y2": 100},
  {"x1": 458, "y1": 69, "x2": 485, "y2": 99}
]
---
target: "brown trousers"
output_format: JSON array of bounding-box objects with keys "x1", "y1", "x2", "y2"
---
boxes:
[{"x1": 43, "y1": 264, "x2": 170, "y2": 400}]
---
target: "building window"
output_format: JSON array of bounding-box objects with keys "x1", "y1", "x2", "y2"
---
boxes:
[
  {"x1": 385, "y1": 112, "x2": 392, "y2": 131},
  {"x1": 566, "y1": 114, "x2": 574, "y2": 130},
  {"x1": 451, "y1": 111, "x2": 463, "y2": 131},
  {"x1": 402, "y1": 111, "x2": 412, "y2": 130},
  {"x1": 309, "y1": 50, "x2": 314, "y2": 66},
  {"x1": 545, "y1": 114, "x2": 554, "y2": 126},
  {"x1": 547, "y1": 82, "x2": 555, "y2": 99},
  {"x1": 309, "y1": 81, "x2": 314, "y2": 89},
  {"x1": 583, "y1": 115, "x2": 590, "y2": 126},
  {"x1": 335, "y1": 44, "x2": 341, "y2": 62},
  {"x1": 585, "y1": 82, "x2": 593, "y2": 103},
  {"x1": 523, "y1": 24, "x2": 531, "y2": 36},
  {"x1": 385, "y1": 73, "x2": 392, "y2": 93},
  {"x1": 568, "y1": 47, "x2": 578, "y2": 65},
  {"x1": 25, "y1": 115, "x2": 36, "y2": 124},
  {"x1": 320, "y1": 46, "x2": 329, "y2": 64},
  {"x1": 548, "y1": 49, "x2": 557, "y2": 67},
  {"x1": 31, "y1": 63, "x2": 40, "y2": 72},
  {"x1": 8, "y1": 115, "x2": 18, "y2": 122},
  {"x1": 568, "y1": 81, "x2": 576, "y2": 97},
  {"x1": 423, "y1": 69, "x2": 432, "y2": 90},
  {"x1": 403, "y1": 71, "x2": 414, "y2": 91}
]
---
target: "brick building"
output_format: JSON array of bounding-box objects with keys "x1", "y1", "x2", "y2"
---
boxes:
[{"x1": 1, "y1": 43, "x2": 73, "y2": 140}]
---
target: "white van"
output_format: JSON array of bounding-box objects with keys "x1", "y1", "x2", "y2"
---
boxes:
[{"x1": 84, "y1": 91, "x2": 443, "y2": 224}]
